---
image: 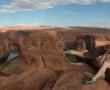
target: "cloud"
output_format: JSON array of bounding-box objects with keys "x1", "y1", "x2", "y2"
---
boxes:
[
  {"x1": 0, "y1": 0, "x2": 110, "y2": 13},
  {"x1": 65, "y1": 10, "x2": 76, "y2": 15}
]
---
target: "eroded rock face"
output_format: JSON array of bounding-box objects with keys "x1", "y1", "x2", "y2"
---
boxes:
[
  {"x1": 52, "y1": 64, "x2": 110, "y2": 90},
  {"x1": 0, "y1": 68, "x2": 57, "y2": 90},
  {"x1": 0, "y1": 28, "x2": 110, "y2": 90},
  {"x1": 0, "y1": 63, "x2": 110, "y2": 90},
  {"x1": 0, "y1": 30, "x2": 69, "y2": 70},
  {"x1": 0, "y1": 28, "x2": 110, "y2": 67}
]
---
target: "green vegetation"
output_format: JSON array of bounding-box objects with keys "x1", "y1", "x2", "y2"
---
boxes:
[
  {"x1": 0, "y1": 61, "x2": 11, "y2": 71},
  {"x1": 66, "y1": 54, "x2": 96, "y2": 63}
]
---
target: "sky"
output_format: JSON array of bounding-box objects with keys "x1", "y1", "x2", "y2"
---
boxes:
[{"x1": 0, "y1": 0, "x2": 110, "y2": 28}]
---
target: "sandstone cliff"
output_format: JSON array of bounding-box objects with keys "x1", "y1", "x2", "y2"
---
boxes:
[{"x1": 0, "y1": 27, "x2": 110, "y2": 90}]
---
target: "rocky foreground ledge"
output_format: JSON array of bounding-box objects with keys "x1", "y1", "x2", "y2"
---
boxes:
[{"x1": 0, "y1": 64, "x2": 110, "y2": 90}]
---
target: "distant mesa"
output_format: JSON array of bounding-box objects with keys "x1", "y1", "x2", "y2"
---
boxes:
[
  {"x1": 0, "y1": 25, "x2": 110, "y2": 33},
  {"x1": 0, "y1": 25, "x2": 54, "y2": 32}
]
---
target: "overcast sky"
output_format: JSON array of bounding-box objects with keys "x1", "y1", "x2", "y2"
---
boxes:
[{"x1": 0, "y1": 0, "x2": 110, "y2": 28}]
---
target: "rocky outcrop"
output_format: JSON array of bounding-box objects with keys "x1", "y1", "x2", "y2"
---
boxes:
[
  {"x1": 52, "y1": 64, "x2": 110, "y2": 90},
  {"x1": 0, "y1": 68, "x2": 57, "y2": 90},
  {"x1": 0, "y1": 63, "x2": 110, "y2": 90},
  {"x1": 0, "y1": 30, "x2": 69, "y2": 70},
  {"x1": 0, "y1": 27, "x2": 110, "y2": 90}
]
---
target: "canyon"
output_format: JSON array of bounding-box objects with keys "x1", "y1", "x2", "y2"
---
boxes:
[{"x1": 0, "y1": 26, "x2": 110, "y2": 90}]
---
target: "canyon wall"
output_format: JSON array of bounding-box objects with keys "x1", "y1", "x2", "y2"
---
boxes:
[
  {"x1": 0, "y1": 27, "x2": 110, "y2": 90},
  {"x1": 0, "y1": 28, "x2": 110, "y2": 69}
]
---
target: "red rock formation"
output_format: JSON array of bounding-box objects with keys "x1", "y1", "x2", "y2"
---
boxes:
[
  {"x1": 0, "y1": 27, "x2": 109, "y2": 90},
  {"x1": 0, "y1": 30, "x2": 69, "y2": 70},
  {"x1": 0, "y1": 68, "x2": 57, "y2": 90},
  {"x1": 52, "y1": 64, "x2": 110, "y2": 90}
]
